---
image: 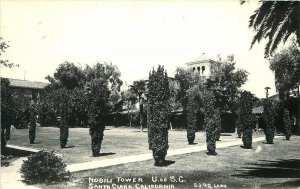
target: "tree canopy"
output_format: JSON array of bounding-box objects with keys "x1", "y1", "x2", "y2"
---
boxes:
[
  {"x1": 249, "y1": 1, "x2": 300, "y2": 58},
  {"x1": 269, "y1": 42, "x2": 300, "y2": 99},
  {"x1": 0, "y1": 38, "x2": 18, "y2": 68}
]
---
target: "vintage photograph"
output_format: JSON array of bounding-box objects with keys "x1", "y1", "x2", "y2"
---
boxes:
[{"x1": 1, "y1": 0, "x2": 300, "y2": 189}]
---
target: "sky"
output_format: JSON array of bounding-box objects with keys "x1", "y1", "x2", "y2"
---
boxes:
[{"x1": 0, "y1": 0, "x2": 280, "y2": 98}]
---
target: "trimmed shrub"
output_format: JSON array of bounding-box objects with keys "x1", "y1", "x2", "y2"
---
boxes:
[
  {"x1": 60, "y1": 108, "x2": 69, "y2": 148},
  {"x1": 87, "y1": 80, "x2": 109, "y2": 157},
  {"x1": 147, "y1": 65, "x2": 170, "y2": 166},
  {"x1": 20, "y1": 150, "x2": 70, "y2": 184},
  {"x1": 239, "y1": 91, "x2": 256, "y2": 149},
  {"x1": 200, "y1": 89, "x2": 220, "y2": 155},
  {"x1": 262, "y1": 99, "x2": 276, "y2": 144},
  {"x1": 29, "y1": 101, "x2": 37, "y2": 144},
  {"x1": 186, "y1": 86, "x2": 199, "y2": 144},
  {"x1": 89, "y1": 119, "x2": 105, "y2": 157},
  {"x1": 283, "y1": 108, "x2": 292, "y2": 140}
]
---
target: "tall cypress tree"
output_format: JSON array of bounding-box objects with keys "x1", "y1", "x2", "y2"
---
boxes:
[
  {"x1": 262, "y1": 99, "x2": 276, "y2": 144},
  {"x1": 147, "y1": 65, "x2": 170, "y2": 166},
  {"x1": 186, "y1": 86, "x2": 199, "y2": 144},
  {"x1": 283, "y1": 108, "x2": 292, "y2": 140},
  {"x1": 239, "y1": 91, "x2": 256, "y2": 149},
  {"x1": 200, "y1": 89, "x2": 220, "y2": 155},
  {"x1": 29, "y1": 100, "x2": 37, "y2": 144}
]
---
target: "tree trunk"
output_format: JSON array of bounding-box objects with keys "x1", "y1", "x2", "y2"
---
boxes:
[{"x1": 139, "y1": 97, "x2": 144, "y2": 132}]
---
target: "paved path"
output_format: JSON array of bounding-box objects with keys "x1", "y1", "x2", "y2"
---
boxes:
[
  {"x1": 1, "y1": 157, "x2": 39, "y2": 189},
  {"x1": 67, "y1": 136, "x2": 283, "y2": 172}
]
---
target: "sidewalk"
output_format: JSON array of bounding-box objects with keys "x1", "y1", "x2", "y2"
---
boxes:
[{"x1": 0, "y1": 157, "x2": 39, "y2": 189}]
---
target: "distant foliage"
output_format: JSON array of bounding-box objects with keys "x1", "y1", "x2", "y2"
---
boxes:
[
  {"x1": 283, "y1": 108, "x2": 292, "y2": 140},
  {"x1": 1, "y1": 78, "x2": 13, "y2": 152},
  {"x1": 147, "y1": 65, "x2": 170, "y2": 166},
  {"x1": 262, "y1": 99, "x2": 277, "y2": 144},
  {"x1": 39, "y1": 62, "x2": 122, "y2": 127},
  {"x1": 20, "y1": 151, "x2": 70, "y2": 184},
  {"x1": 11, "y1": 89, "x2": 31, "y2": 129},
  {"x1": 239, "y1": 91, "x2": 256, "y2": 149},
  {"x1": 129, "y1": 80, "x2": 147, "y2": 131}
]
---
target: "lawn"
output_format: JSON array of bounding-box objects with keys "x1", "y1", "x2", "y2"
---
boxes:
[
  {"x1": 36, "y1": 135, "x2": 300, "y2": 189},
  {"x1": 8, "y1": 126, "x2": 255, "y2": 164}
]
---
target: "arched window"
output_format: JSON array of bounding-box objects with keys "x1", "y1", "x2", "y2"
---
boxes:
[
  {"x1": 197, "y1": 67, "x2": 200, "y2": 72},
  {"x1": 201, "y1": 66, "x2": 205, "y2": 74},
  {"x1": 193, "y1": 67, "x2": 195, "y2": 71}
]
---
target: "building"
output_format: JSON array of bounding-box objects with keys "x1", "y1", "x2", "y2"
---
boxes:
[
  {"x1": 186, "y1": 53, "x2": 222, "y2": 80},
  {"x1": 6, "y1": 78, "x2": 49, "y2": 101}
]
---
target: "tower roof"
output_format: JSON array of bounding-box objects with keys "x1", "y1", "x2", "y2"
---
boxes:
[{"x1": 186, "y1": 53, "x2": 214, "y2": 66}]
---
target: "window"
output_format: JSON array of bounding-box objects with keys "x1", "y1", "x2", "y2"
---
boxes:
[{"x1": 202, "y1": 66, "x2": 205, "y2": 74}]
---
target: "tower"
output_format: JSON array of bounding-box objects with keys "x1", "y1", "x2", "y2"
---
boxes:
[{"x1": 186, "y1": 53, "x2": 218, "y2": 79}]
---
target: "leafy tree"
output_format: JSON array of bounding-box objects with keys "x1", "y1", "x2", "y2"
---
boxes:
[
  {"x1": 147, "y1": 65, "x2": 170, "y2": 166},
  {"x1": 174, "y1": 67, "x2": 202, "y2": 112},
  {"x1": 206, "y1": 55, "x2": 248, "y2": 135},
  {"x1": 129, "y1": 80, "x2": 146, "y2": 131},
  {"x1": 0, "y1": 38, "x2": 18, "y2": 68},
  {"x1": 283, "y1": 108, "x2": 292, "y2": 140},
  {"x1": 47, "y1": 62, "x2": 86, "y2": 90},
  {"x1": 238, "y1": 91, "x2": 257, "y2": 149},
  {"x1": 269, "y1": 42, "x2": 300, "y2": 100},
  {"x1": 249, "y1": 1, "x2": 300, "y2": 57}
]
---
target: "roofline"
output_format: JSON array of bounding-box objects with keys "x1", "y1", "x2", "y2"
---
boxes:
[
  {"x1": 186, "y1": 59, "x2": 216, "y2": 66},
  {"x1": 4, "y1": 78, "x2": 50, "y2": 90}
]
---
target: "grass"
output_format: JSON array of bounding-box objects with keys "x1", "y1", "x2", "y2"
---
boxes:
[
  {"x1": 36, "y1": 136, "x2": 300, "y2": 189},
  {"x1": 8, "y1": 127, "x2": 299, "y2": 188},
  {"x1": 8, "y1": 127, "x2": 259, "y2": 164}
]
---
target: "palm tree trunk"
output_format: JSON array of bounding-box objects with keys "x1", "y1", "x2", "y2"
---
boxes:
[{"x1": 140, "y1": 101, "x2": 144, "y2": 132}]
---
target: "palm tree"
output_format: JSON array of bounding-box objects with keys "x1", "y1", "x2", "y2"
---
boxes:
[
  {"x1": 129, "y1": 80, "x2": 146, "y2": 131},
  {"x1": 249, "y1": 1, "x2": 300, "y2": 58}
]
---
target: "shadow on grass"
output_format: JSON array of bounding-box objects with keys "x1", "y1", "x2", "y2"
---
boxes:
[
  {"x1": 30, "y1": 142, "x2": 41, "y2": 144},
  {"x1": 233, "y1": 159, "x2": 300, "y2": 178},
  {"x1": 155, "y1": 160, "x2": 176, "y2": 167},
  {"x1": 262, "y1": 142, "x2": 274, "y2": 144},
  {"x1": 2, "y1": 147, "x2": 35, "y2": 157},
  {"x1": 240, "y1": 145, "x2": 253, "y2": 149},
  {"x1": 133, "y1": 131, "x2": 147, "y2": 133},
  {"x1": 221, "y1": 134, "x2": 232, "y2": 136},
  {"x1": 99, "y1": 152, "x2": 116, "y2": 157},
  {"x1": 260, "y1": 179, "x2": 300, "y2": 188}
]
